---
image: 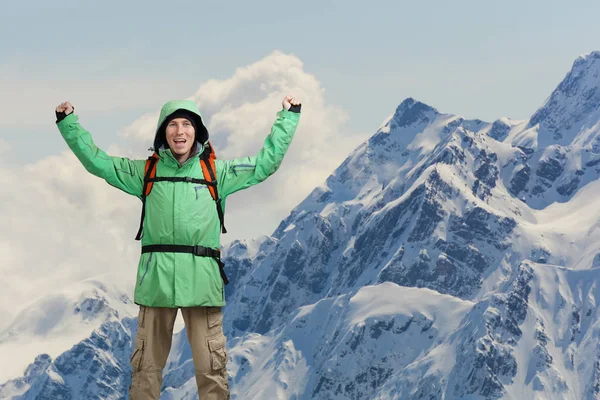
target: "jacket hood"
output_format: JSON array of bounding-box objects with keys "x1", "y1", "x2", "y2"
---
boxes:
[{"x1": 154, "y1": 100, "x2": 209, "y2": 151}]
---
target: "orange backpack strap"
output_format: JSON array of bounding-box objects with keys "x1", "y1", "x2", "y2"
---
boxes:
[
  {"x1": 135, "y1": 153, "x2": 159, "y2": 240},
  {"x1": 200, "y1": 142, "x2": 227, "y2": 234}
]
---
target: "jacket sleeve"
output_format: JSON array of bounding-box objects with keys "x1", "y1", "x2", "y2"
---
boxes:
[
  {"x1": 56, "y1": 113, "x2": 146, "y2": 198},
  {"x1": 217, "y1": 108, "x2": 300, "y2": 198}
]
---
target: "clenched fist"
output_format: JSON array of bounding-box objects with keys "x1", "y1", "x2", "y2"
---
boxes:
[
  {"x1": 56, "y1": 101, "x2": 74, "y2": 115},
  {"x1": 282, "y1": 95, "x2": 301, "y2": 111}
]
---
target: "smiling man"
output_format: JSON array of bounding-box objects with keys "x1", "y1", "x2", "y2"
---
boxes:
[
  {"x1": 166, "y1": 115, "x2": 196, "y2": 160},
  {"x1": 54, "y1": 96, "x2": 301, "y2": 399}
]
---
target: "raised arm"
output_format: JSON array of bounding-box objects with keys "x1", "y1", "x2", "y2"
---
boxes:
[
  {"x1": 216, "y1": 96, "x2": 301, "y2": 198},
  {"x1": 55, "y1": 102, "x2": 145, "y2": 198}
]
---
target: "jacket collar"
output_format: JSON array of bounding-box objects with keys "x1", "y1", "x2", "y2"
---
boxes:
[{"x1": 159, "y1": 141, "x2": 205, "y2": 167}]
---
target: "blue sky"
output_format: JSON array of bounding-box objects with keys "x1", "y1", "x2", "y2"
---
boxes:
[{"x1": 4, "y1": 1, "x2": 600, "y2": 143}]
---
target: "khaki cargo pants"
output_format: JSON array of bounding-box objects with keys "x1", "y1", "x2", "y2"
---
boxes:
[{"x1": 128, "y1": 306, "x2": 230, "y2": 399}]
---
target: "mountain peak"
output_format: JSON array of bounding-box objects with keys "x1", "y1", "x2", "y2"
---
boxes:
[
  {"x1": 528, "y1": 50, "x2": 600, "y2": 145},
  {"x1": 556, "y1": 50, "x2": 600, "y2": 99},
  {"x1": 391, "y1": 98, "x2": 438, "y2": 128},
  {"x1": 573, "y1": 50, "x2": 600, "y2": 69}
]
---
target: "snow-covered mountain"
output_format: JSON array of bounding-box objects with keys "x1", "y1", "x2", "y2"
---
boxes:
[
  {"x1": 227, "y1": 283, "x2": 473, "y2": 399},
  {"x1": 505, "y1": 51, "x2": 600, "y2": 209},
  {"x1": 2, "y1": 51, "x2": 600, "y2": 399},
  {"x1": 0, "y1": 279, "x2": 137, "y2": 399}
]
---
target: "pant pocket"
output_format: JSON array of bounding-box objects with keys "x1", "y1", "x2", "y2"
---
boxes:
[
  {"x1": 138, "y1": 306, "x2": 147, "y2": 330},
  {"x1": 206, "y1": 307, "x2": 223, "y2": 336},
  {"x1": 207, "y1": 335, "x2": 227, "y2": 370},
  {"x1": 130, "y1": 335, "x2": 146, "y2": 372}
]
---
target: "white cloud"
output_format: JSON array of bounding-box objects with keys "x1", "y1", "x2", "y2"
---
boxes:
[{"x1": 0, "y1": 153, "x2": 140, "y2": 333}]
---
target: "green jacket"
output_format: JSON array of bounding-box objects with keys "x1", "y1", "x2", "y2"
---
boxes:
[{"x1": 57, "y1": 105, "x2": 300, "y2": 307}]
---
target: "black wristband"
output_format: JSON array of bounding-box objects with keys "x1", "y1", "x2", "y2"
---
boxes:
[
  {"x1": 289, "y1": 104, "x2": 301, "y2": 113},
  {"x1": 55, "y1": 107, "x2": 74, "y2": 124},
  {"x1": 55, "y1": 111, "x2": 67, "y2": 123}
]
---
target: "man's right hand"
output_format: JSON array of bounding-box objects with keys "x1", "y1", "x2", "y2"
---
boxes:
[{"x1": 56, "y1": 101, "x2": 74, "y2": 115}]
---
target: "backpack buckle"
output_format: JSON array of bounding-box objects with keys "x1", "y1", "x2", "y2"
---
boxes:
[{"x1": 194, "y1": 245, "x2": 209, "y2": 257}]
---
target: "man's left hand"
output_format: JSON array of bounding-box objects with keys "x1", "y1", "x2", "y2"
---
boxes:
[{"x1": 282, "y1": 95, "x2": 300, "y2": 111}]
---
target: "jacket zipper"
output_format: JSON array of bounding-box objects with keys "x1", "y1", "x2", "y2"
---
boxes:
[{"x1": 231, "y1": 164, "x2": 255, "y2": 176}]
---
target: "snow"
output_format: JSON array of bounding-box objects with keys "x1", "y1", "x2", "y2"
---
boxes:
[
  {"x1": 409, "y1": 115, "x2": 462, "y2": 155},
  {"x1": 221, "y1": 235, "x2": 272, "y2": 259},
  {"x1": 283, "y1": 223, "x2": 295, "y2": 233},
  {"x1": 505, "y1": 262, "x2": 600, "y2": 400},
  {"x1": 229, "y1": 283, "x2": 473, "y2": 400},
  {"x1": 509, "y1": 178, "x2": 600, "y2": 270},
  {"x1": 345, "y1": 283, "x2": 473, "y2": 335}
]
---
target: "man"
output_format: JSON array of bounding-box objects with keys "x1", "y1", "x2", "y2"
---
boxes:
[{"x1": 55, "y1": 95, "x2": 301, "y2": 399}]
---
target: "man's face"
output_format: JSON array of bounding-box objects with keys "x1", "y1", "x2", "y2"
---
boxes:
[{"x1": 165, "y1": 118, "x2": 196, "y2": 160}]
